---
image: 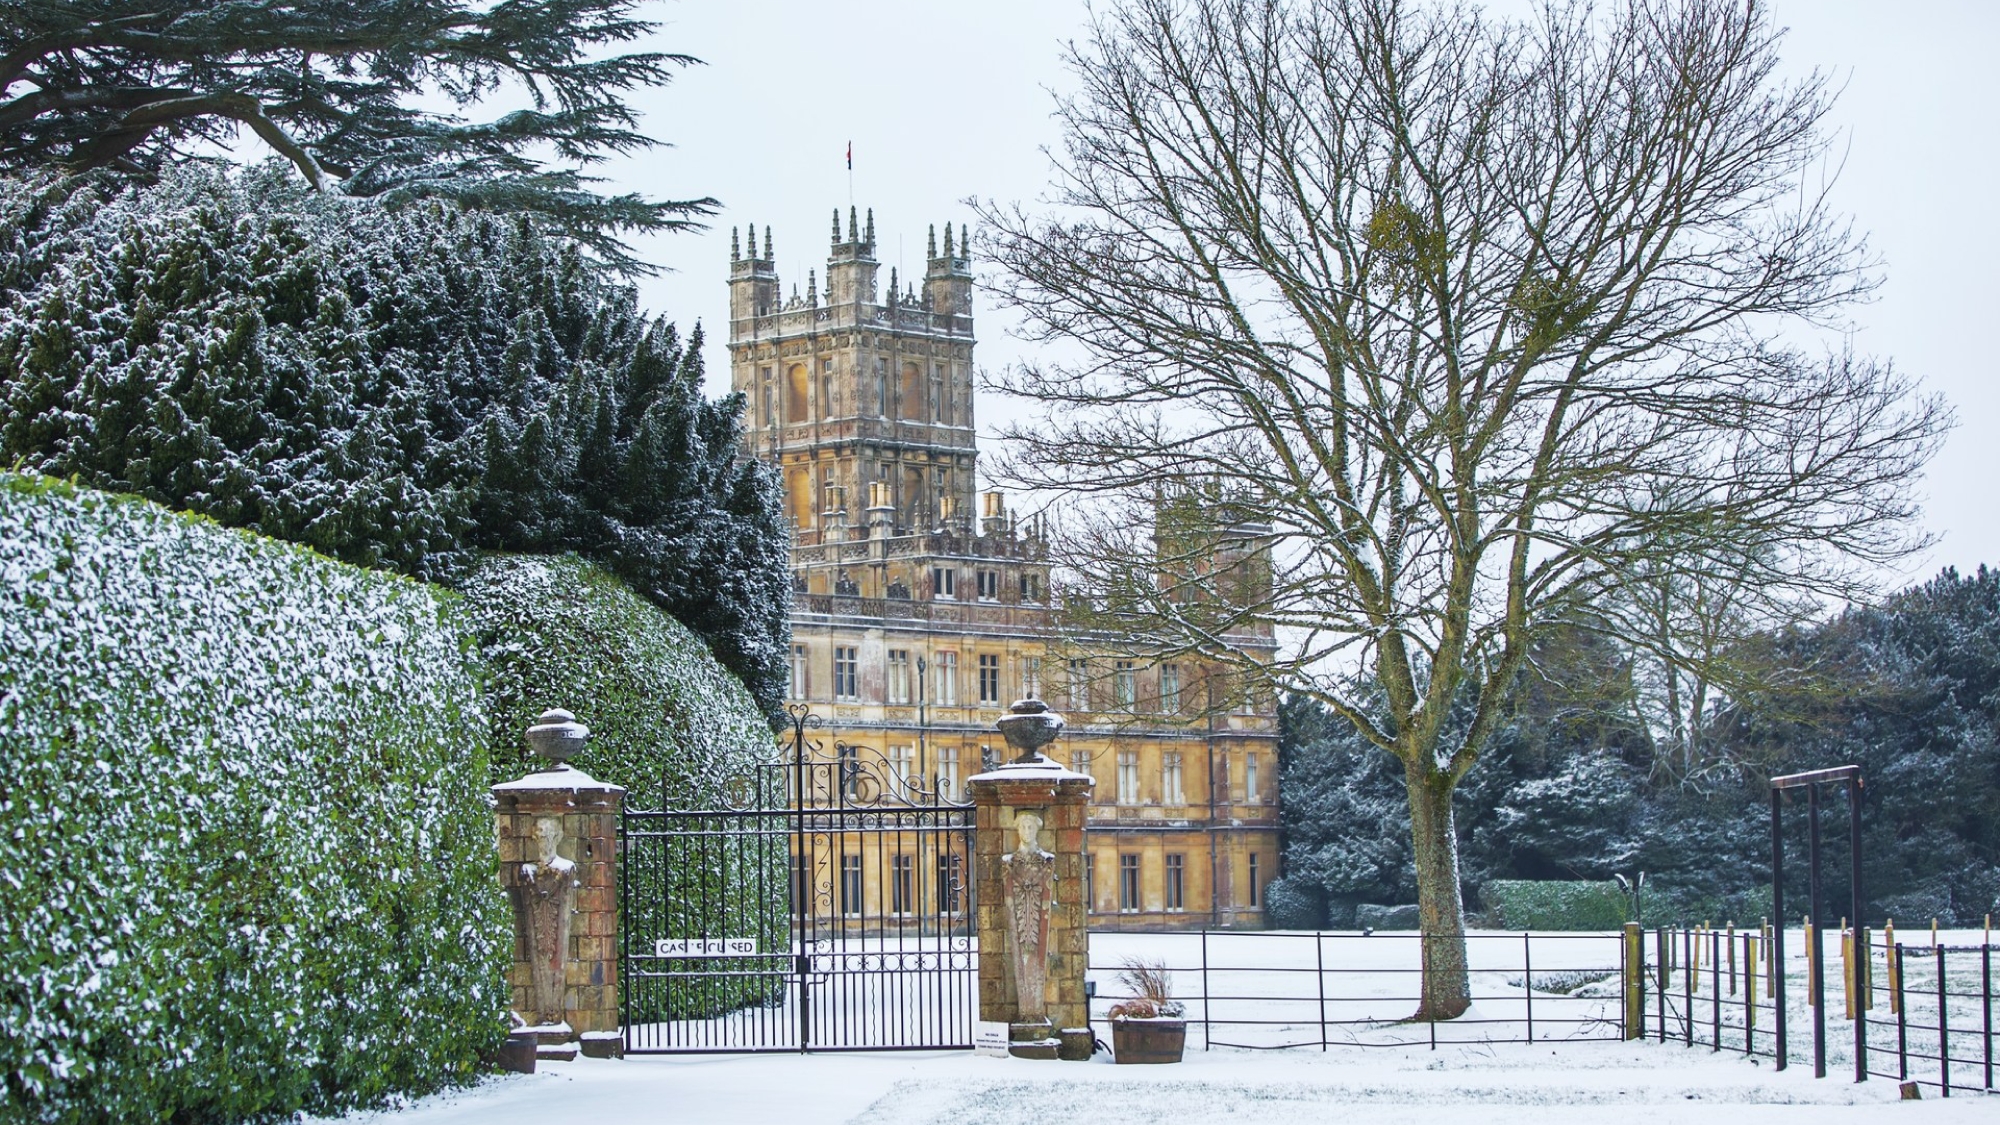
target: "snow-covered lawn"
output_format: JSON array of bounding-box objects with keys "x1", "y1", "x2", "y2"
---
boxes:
[
  {"x1": 314, "y1": 929, "x2": 1993, "y2": 1124},
  {"x1": 318, "y1": 1038, "x2": 1991, "y2": 1125}
]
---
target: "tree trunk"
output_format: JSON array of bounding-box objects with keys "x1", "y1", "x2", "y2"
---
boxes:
[{"x1": 1405, "y1": 759, "x2": 1470, "y2": 1020}]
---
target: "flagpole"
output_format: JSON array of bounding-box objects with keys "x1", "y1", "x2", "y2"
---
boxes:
[{"x1": 846, "y1": 140, "x2": 854, "y2": 210}]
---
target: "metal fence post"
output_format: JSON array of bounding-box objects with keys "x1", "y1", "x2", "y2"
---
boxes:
[
  {"x1": 1937, "y1": 944, "x2": 1949, "y2": 1097},
  {"x1": 1200, "y1": 928, "x2": 1211, "y2": 1051},
  {"x1": 1683, "y1": 927, "x2": 1694, "y2": 1046},
  {"x1": 1983, "y1": 939, "x2": 1993, "y2": 1091},
  {"x1": 1524, "y1": 931, "x2": 1534, "y2": 1043},
  {"x1": 1895, "y1": 941, "x2": 1907, "y2": 1081},
  {"x1": 1711, "y1": 928, "x2": 1721, "y2": 1051},
  {"x1": 1315, "y1": 931, "x2": 1327, "y2": 1052},
  {"x1": 1657, "y1": 926, "x2": 1670, "y2": 1043},
  {"x1": 1855, "y1": 925, "x2": 1871, "y2": 1083},
  {"x1": 1771, "y1": 789, "x2": 1787, "y2": 1071}
]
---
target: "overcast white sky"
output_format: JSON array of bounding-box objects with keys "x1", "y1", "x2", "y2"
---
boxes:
[{"x1": 602, "y1": 1, "x2": 1999, "y2": 583}]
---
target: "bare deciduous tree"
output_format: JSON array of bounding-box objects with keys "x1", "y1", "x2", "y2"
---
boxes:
[{"x1": 979, "y1": 0, "x2": 1948, "y2": 1018}]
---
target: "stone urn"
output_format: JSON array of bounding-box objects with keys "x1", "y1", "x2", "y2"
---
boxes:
[
  {"x1": 525, "y1": 708, "x2": 590, "y2": 770},
  {"x1": 995, "y1": 698, "x2": 1065, "y2": 763}
]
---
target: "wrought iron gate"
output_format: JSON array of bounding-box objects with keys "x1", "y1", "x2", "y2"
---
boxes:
[{"x1": 621, "y1": 708, "x2": 977, "y2": 1053}]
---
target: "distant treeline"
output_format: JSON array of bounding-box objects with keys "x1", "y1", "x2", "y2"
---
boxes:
[{"x1": 1272, "y1": 566, "x2": 2000, "y2": 929}]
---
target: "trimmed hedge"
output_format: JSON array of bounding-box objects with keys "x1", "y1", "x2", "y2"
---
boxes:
[
  {"x1": 0, "y1": 167, "x2": 792, "y2": 720},
  {"x1": 1481, "y1": 880, "x2": 1631, "y2": 930},
  {"x1": 458, "y1": 553, "x2": 785, "y2": 1017},
  {"x1": 0, "y1": 473, "x2": 507, "y2": 1122},
  {"x1": 460, "y1": 553, "x2": 773, "y2": 799}
]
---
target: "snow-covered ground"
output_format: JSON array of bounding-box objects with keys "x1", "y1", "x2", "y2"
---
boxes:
[
  {"x1": 314, "y1": 929, "x2": 1994, "y2": 1124},
  {"x1": 319, "y1": 1039, "x2": 1991, "y2": 1125}
]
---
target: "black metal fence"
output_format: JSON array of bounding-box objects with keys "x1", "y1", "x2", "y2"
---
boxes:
[
  {"x1": 1085, "y1": 929, "x2": 1628, "y2": 1050},
  {"x1": 1643, "y1": 923, "x2": 1998, "y2": 1097}
]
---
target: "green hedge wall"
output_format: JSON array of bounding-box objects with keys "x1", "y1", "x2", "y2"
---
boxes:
[
  {"x1": 1481, "y1": 879, "x2": 1775, "y2": 930},
  {"x1": 1480, "y1": 880, "x2": 1632, "y2": 931},
  {"x1": 459, "y1": 553, "x2": 786, "y2": 1017},
  {"x1": 460, "y1": 553, "x2": 773, "y2": 800},
  {"x1": 0, "y1": 474, "x2": 507, "y2": 1123}
]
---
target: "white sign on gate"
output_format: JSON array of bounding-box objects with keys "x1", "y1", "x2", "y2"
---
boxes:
[{"x1": 654, "y1": 937, "x2": 758, "y2": 958}]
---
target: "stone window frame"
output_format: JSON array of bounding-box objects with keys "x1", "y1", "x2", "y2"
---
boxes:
[
  {"x1": 1116, "y1": 750, "x2": 1141, "y2": 805},
  {"x1": 840, "y1": 853, "x2": 864, "y2": 917},
  {"x1": 887, "y1": 648, "x2": 912, "y2": 704},
  {"x1": 833, "y1": 645, "x2": 859, "y2": 701},
  {"x1": 889, "y1": 853, "x2": 915, "y2": 917}
]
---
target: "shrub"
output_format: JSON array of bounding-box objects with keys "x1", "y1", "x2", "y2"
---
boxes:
[
  {"x1": 459, "y1": 552, "x2": 785, "y2": 1016},
  {"x1": 0, "y1": 167, "x2": 790, "y2": 719},
  {"x1": 1480, "y1": 880, "x2": 1631, "y2": 931},
  {"x1": 1261, "y1": 876, "x2": 1327, "y2": 930},
  {"x1": 0, "y1": 473, "x2": 506, "y2": 1122}
]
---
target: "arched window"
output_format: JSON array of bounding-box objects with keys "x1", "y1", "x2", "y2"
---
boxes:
[
  {"x1": 785, "y1": 466, "x2": 813, "y2": 528},
  {"x1": 900, "y1": 361, "x2": 924, "y2": 420},
  {"x1": 786, "y1": 363, "x2": 810, "y2": 424}
]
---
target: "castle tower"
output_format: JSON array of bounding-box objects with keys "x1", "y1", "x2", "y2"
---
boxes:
[
  {"x1": 726, "y1": 212, "x2": 1280, "y2": 937},
  {"x1": 728, "y1": 210, "x2": 979, "y2": 544}
]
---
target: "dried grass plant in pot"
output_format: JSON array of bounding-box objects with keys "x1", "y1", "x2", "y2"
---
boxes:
[{"x1": 1107, "y1": 958, "x2": 1186, "y2": 1063}]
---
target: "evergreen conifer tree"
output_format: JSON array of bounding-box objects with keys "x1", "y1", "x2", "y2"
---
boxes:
[
  {"x1": 0, "y1": 0, "x2": 709, "y2": 272},
  {"x1": 0, "y1": 168, "x2": 791, "y2": 718}
]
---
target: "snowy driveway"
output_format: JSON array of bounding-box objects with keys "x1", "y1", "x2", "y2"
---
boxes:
[{"x1": 319, "y1": 1039, "x2": 1992, "y2": 1125}]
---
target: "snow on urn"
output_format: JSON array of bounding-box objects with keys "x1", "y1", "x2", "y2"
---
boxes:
[
  {"x1": 525, "y1": 708, "x2": 589, "y2": 768},
  {"x1": 997, "y1": 697, "x2": 1065, "y2": 762}
]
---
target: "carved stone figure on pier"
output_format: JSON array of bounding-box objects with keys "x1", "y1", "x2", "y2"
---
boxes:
[
  {"x1": 1003, "y1": 810, "x2": 1057, "y2": 1022},
  {"x1": 515, "y1": 815, "x2": 578, "y2": 1027}
]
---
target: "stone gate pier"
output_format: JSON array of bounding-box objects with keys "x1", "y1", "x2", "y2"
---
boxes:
[
  {"x1": 493, "y1": 708, "x2": 624, "y2": 1061},
  {"x1": 968, "y1": 699, "x2": 1094, "y2": 1060}
]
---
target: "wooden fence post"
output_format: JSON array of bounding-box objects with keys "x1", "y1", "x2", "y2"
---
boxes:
[{"x1": 1623, "y1": 922, "x2": 1645, "y2": 1040}]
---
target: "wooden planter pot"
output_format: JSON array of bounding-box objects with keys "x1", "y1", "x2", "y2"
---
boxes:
[{"x1": 1111, "y1": 1018, "x2": 1186, "y2": 1064}]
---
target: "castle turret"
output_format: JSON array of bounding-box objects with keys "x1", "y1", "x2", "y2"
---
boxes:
[
  {"x1": 729, "y1": 209, "x2": 979, "y2": 542},
  {"x1": 925, "y1": 220, "x2": 973, "y2": 327},
  {"x1": 729, "y1": 223, "x2": 780, "y2": 326},
  {"x1": 827, "y1": 205, "x2": 879, "y2": 308}
]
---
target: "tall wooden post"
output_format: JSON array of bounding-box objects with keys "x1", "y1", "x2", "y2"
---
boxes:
[{"x1": 1623, "y1": 922, "x2": 1645, "y2": 1039}]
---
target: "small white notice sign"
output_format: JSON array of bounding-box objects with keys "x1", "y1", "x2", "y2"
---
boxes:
[
  {"x1": 973, "y1": 1020, "x2": 1011, "y2": 1058},
  {"x1": 654, "y1": 937, "x2": 758, "y2": 958}
]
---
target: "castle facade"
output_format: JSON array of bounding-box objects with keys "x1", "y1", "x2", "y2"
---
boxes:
[{"x1": 728, "y1": 209, "x2": 1280, "y2": 930}]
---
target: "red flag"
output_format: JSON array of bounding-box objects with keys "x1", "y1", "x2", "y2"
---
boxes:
[{"x1": 846, "y1": 141, "x2": 852, "y2": 170}]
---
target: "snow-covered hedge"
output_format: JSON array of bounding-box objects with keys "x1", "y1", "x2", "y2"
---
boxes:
[
  {"x1": 0, "y1": 166, "x2": 792, "y2": 720},
  {"x1": 0, "y1": 473, "x2": 506, "y2": 1122},
  {"x1": 1480, "y1": 880, "x2": 1631, "y2": 931},
  {"x1": 461, "y1": 553, "x2": 786, "y2": 1016},
  {"x1": 461, "y1": 553, "x2": 773, "y2": 795}
]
